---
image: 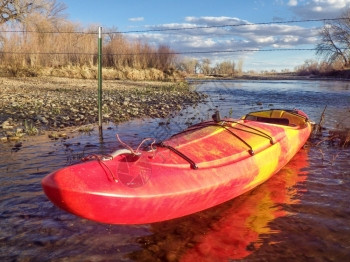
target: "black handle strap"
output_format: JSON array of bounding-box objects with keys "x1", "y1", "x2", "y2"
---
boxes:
[{"x1": 156, "y1": 142, "x2": 198, "y2": 170}]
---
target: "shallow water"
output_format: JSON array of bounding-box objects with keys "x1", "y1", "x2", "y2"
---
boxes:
[{"x1": 1, "y1": 79, "x2": 349, "y2": 261}]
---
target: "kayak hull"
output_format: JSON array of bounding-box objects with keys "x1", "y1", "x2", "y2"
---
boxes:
[{"x1": 42, "y1": 109, "x2": 312, "y2": 224}]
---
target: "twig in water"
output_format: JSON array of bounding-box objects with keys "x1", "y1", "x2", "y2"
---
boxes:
[
  {"x1": 315, "y1": 105, "x2": 327, "y2": 133},
  {"x1": 331, "y1": 152, "x2": 342, "y2": 166},
  {"x1": 318, "y1": 148, "x2": 325, "y2": 162}
]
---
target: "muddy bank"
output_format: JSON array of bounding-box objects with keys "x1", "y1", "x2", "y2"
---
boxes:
[{"x1": 0, "y1": 77, "x2": 207, "y2": 142}]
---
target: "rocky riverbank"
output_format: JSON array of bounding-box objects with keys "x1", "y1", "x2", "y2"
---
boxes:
[{"x1": 0, "y1": 77, "x2": 207, "y2": 143}]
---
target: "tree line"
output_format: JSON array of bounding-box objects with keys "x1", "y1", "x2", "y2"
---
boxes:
[{"x1": 176, "y1": 58, "x2": 244, "y2": 76}]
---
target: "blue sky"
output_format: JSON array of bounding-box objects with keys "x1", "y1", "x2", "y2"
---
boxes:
[{"x1": 61, "y1": 0, "x2": 350, "y2": 72}]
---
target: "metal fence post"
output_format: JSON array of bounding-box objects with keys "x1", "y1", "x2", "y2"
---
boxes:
[{"x1": 98, "y1": 26, "x2": 103, "y2": 139}]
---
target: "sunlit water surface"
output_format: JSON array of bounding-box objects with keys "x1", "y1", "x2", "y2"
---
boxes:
[{"x1": 1, "y1": 80, "x2": 349, "y2": 261}]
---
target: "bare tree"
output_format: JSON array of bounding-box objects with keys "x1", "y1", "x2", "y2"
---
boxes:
[
  {"x1": 200, "y1": 58, "x2": 211, "y2": 75},
  {"x1": 176, "y1": 58, "x2": 199, "y2": 74},
  {"x1": 214, "y1": 60, "x2": 235, "y2": 76},
  {"x1": 1, "y1": 0, "x2": 30, "y2": 24},
  {"x1": 157, "y1": 45, "x2": 175, "y2": 71},
  {"x1": 236, "y1": 58, "x2": 244, "y2": 75},
  {"x1": 0, "y1": 0, "x2": 66, "y2": 24},
  {"x1": 316, "y1": 9, "x2": 350, "y2": 67}
]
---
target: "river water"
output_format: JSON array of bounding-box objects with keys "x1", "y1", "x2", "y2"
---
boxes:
[{"x1": 0, "y1": 80, "x2": 349, "y2": 262}]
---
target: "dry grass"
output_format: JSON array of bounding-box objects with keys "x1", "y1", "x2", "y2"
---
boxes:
[
  {"x1": 0, "y1": 13, "x2": 177, "y2": 80},
  {"x1": 0, "y1": 65, "x2": 184, "y2": 81},
  {"x1": 295, "y1": 60, "x2": 350, "y2": 79}
]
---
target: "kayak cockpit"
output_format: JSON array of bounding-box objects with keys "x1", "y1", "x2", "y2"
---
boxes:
[{"x1": 242, "y1": 109, "x2": 309, "y2": 128}]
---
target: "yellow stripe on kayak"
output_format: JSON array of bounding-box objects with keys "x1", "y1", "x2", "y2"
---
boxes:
[{"x1": 244, "y1": 142, "x2": 281, "y2": 190}]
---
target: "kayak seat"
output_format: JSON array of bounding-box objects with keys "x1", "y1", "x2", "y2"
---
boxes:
[
  {"x1": 271, "y1": 110, "x2": 284, "y2": 118},
  {"x1": 246, "y1": 115, "x2": 290, "y2": 126}
]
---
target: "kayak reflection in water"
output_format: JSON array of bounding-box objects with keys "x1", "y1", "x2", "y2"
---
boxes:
[{"x1": 129, "y1": 148, "x2": 309, "y2": 262}]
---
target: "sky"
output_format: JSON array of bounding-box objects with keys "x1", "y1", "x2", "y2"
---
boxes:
[{"x1": 61, "y1": 0, "x2": 350, "y2": 72}]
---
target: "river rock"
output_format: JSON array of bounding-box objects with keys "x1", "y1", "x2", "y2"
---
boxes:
[
  {"x1": 36, "y1": 115, "x2": 49, "y2": 124},
  {"x1": 0, "y1": 78, "x2": 207, "y2": 137},
  {"x1": 1, "y1": 121, "x2": 14, "y2": 130}
]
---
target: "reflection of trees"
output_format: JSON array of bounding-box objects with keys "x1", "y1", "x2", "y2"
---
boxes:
[{"x1": 128, "y1": 149, "x2": 309, "y2": 262}]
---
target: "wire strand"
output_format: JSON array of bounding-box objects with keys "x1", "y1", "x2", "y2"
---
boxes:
[
  {"x1": 116, "y1": 18, "x2": 348, "y2": 34},
  {"x1": 0, "y1": 48, "x2": 344, "y2": 57},
  {"x1": 0, "y1": 17, "x2": 347, "y2": 35}
]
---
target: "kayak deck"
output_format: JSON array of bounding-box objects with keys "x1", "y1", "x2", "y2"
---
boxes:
[{"x1": 42, "y1": 109, "x2": 312, "y2": 224}]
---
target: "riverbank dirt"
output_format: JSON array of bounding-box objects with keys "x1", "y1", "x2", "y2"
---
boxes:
[{"x1": 0, "y1": 77, "x2": 207, "y2": 143}]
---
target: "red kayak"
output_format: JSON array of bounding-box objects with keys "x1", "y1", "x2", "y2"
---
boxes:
[{"x1": 42, "y1": 109, "x2": 312, "y2": 224}]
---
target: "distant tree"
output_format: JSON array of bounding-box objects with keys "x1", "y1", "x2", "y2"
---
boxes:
[
  {"x1": 316, "y1": 8, "x2": 350, "y2": 67},
  {"x1": 176, "y1": 58, "x2": 199, "y2": 74},
  {"x1": 200, "y1": 58, "x2": 211, "y2": 75},
  {"x1": 236, "y1": 58, "x2": 244, "y2": 75},
  {"x1": 214, "y1": 60, "x2": 235, "y2": 76},
  {"x1": 156, "y1": 45, "x2": 175, "y2": 71}
]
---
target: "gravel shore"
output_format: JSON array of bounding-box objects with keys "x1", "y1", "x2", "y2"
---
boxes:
[{"x1": 0, "y1": 77, "x2": 206, "y2": 142}]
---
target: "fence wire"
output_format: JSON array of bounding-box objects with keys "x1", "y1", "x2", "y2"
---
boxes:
[
  {"x1": 0, "y1": 17, "x2": 345, "y2": 35},
  {"x1": 0, "y1": 17, "x2": 345, "y2": 66},
  {"x1": 0, "y1": 48, "x2": 343, "y2": 57}
]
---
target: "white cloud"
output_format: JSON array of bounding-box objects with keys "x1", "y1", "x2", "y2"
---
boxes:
[
  {"x1": 135, "y1": 16, "x2": 319, "y2": 56},
  {"x1": 288, "y1": 0, "x2": 298, "y2": 6},
  {"x1": 127, "y1": 16, "x2": 323, "y2": 71},
  {"x1": 185, "y1": 16, "x2": 245, "y2": 26},
  {"x1": 289, "y1": 0, "x2": 350, "y2": 18},
  {"x1": 129, "y1": 17, "x2": 144, "y2": 22}
]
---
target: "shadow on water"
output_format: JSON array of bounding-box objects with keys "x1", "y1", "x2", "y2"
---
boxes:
[{"x1": 0, "y1": 79, "x2": 349, "y2": 261}]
